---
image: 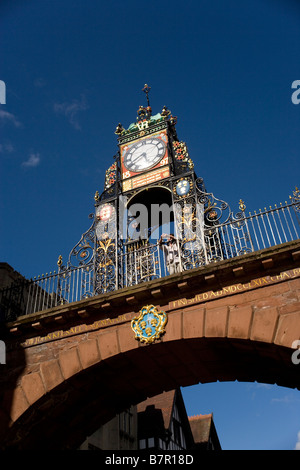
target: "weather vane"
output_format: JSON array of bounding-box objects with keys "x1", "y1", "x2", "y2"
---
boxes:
[{"x1": 142, "y1": 83, "x2": 151, "y2": 107}]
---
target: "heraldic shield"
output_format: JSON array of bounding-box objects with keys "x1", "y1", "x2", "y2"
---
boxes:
[{"x1": 131, "y1": 305, "x2": 168, "y2": 344}]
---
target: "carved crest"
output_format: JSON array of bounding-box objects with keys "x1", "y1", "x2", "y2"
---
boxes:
[{"x1": 131, "y1": 304, "x2": 167, "y2": 344}]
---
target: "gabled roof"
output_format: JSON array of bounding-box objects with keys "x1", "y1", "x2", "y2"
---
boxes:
[
  {"x1": 137, "y1": 389, "x2": 195, "y2": 448},
  {"x1": 188, "y1": 414, "x2": 222, "y2": 449},
  {"x1": 137, "y1": 390, "x2": 176, "y2": 430},
  {"x1": 188, "y1": 414, "x2": 213, "y2": 443}
]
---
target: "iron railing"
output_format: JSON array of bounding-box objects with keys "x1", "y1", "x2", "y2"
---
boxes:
[{"x1": 1, "y1": 193, "x2": 299, "y2": 321}]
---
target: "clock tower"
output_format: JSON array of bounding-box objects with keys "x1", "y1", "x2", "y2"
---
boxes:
[
  {"x1": 89, "y1": 85, "x2": 207, "y2": 294},
  {"x1": 63, "y1": 85, "x2": 212, "y2": 296}
]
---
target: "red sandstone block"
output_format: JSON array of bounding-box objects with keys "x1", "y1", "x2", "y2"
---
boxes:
[
  {"x1": 288, "y1": 277, "x2": 300, "y2": 293},
  {"x1": 163, "y1": 310, "x2": 182, "y2": 342},
  {"x1": 228, "y1": 305, "x2": 253, "y2": 340},
  {"x1": 250, "y1": 307, "x2": 279, "y2": 343},
  {"x1": 274, "y1": 311, "x2": 300, "y2": 348},
  {"x1": 78, "y1": 338, "x2": 101, "y2": 369},
  {"x1": 59, "y1": 347, "x2": 82, "y2": 380},
  {"x1": 40, "y1": 359, "x2": 64, "y2": 392},
  {"x1": 21, "y1": 372, "x2": 45, "y2": 405},
  {"x1": 97, "y1": 329, "x2": 120, "y2": 359},
  {"x1": 183, "y1": 306, "x2": 205, "y2": 339},
  {"x1": 243, "y1": 283, "x2": 290, "y2": 304},
  {"x1": 279, "y1": 300, "x2": 300, "y2": 316},
  {"x1": 118, "y1": 324, "x2": 139, "y2": 352},
  {"x1": 204, "y1": 306, "x2": 229, "y2": 338}
]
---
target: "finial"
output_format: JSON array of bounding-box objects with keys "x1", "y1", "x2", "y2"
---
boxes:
[
  {"x1": 142, "y1": 84, "x2": 151, "y2": 107},
  {"x1": 161, "y1": 105, "x2": 171, "y2": 118},
  {"x1": 114, "y1": 123, "x2": 124, "y2": 135},
  {"x1": 57, "y1": 255, "x2": 63, "y2": 267},
  {"x1": 239, "y1": 199, "x2": 246, "y2": 212},
  {"x1": 94, "y1": 190, "x2": 100, "y2": 202}
]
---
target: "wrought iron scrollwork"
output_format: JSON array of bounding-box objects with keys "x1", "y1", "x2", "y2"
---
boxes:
[
  {"x1": 95, "y1": 202, "x2": 118, "y2": 294},
  {"x1": 125, "y1": 241, "x2": 160, "y2": 287},
  {"x1": 195, "y1": 182, "x2": 254, "y2": 261},
  {"x1": 291, "y1": 187, "x2": 300, "y2": 212}
]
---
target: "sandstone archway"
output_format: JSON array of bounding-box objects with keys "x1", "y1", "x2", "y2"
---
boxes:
[{"x1": 1, "y1": 241, "x2": 300, "y2": 449}]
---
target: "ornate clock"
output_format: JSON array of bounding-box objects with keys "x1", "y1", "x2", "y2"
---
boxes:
[{"x1": 123, "y1": 137, "x2": 166, "y2": 173}]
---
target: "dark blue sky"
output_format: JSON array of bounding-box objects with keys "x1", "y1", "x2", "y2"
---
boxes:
[{"x1": 1, "y1": 0, "x2": 300, "y2": 449}]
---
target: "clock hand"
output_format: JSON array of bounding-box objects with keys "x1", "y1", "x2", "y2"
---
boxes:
[
  {"x1": 131, "y1": 151, "x2": 150, "y2": 165},
  {"x1": 133, "y1": 146, "x2": 157, "y2": 162}
]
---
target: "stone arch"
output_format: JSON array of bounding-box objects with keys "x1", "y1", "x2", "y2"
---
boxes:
[
  {"x1": 1, "y1": 305, "x2": 300, "y2": 450},
  {"x1": 2, "y1": 240, "x2": 300, "y2": 449}
]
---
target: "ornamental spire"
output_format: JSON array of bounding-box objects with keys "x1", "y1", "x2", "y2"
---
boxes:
[
  {"x1": 137, "y1": 84, "x2": 152, "y2": 120},
  {"x1": 142, "y1": 83, "x2": 151, "y2": 107}
]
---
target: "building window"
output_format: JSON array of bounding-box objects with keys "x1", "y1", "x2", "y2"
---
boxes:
[
  {"x1": 119, "y1": 410, "x2": 132, "y2": 436},
  {"x1": 138, "y1": 437, "x2": 155, "y2": 449},
  {"x1": 139, "y1": 439, "x2": 146, "y2": 449},
  {"x1": 148, "y1": 437, "x2": 154, "y2": 448}
]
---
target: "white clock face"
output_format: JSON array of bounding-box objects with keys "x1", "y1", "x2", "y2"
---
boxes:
[{"x1": 123, "y1": 137, "x2": 166, "y2": 172}]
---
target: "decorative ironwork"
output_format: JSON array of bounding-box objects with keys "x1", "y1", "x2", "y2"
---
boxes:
[
  {"x1": 95, "y1": 201, "x2": 118, "y2": 294},
  {"x1": 1, "y1": 90, "x2": 299, "y2": 322},
  {"x1": 104, "y1": 162, "x2": 117, "y2": 189},
  {"x1": 176, "y1": 202, "x2": 207, "y2": 270},
  {"x1": 2, "y1": 191, "x2": 299, "y2": 320},
  {"x1": 142, "y1": 84, "x2": 151, "y2": 106},
  {"x1": 115, "y1": 123, "x2": 125, "y2": 136},
  {"x1": 173, "y1": 141, "x2": 194, "y2": 170},
  {"x1": 124, "y1": 241, "x2": 161, "y2": 286},
  {"x1": 131, "y1": 304, "x2": 167, "y2": 344}
]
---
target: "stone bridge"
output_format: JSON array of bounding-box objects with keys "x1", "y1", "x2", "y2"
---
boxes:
[{"x1": 1, "y1": 240, "x2": 300, "y2": 449}]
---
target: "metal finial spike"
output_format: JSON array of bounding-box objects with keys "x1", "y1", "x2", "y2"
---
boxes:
[{"x1": 142, "y1": 84, "x2": 151, "y2": 106}]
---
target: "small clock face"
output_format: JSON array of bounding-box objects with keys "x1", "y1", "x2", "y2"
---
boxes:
[
  {"x1": 123, "y1": 137, "x2": 166, "y2": 173},
  {"x1": 96, "y1": 204, "x2": 113, "y2": 221}
]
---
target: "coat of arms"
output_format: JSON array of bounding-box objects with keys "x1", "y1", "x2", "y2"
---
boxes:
[{"x1": 131, "y1": 305, "x2": 167, "y2": 344}]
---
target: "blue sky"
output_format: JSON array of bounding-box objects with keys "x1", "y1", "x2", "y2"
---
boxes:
[{"x1": 1, "y1": 0, "x2": 300, "y2": 449}]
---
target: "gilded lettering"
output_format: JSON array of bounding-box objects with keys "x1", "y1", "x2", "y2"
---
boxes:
[
  {"x1": 242, "y1": 282, "x2": 251, "y2": 289},
  {"x1": 179, "y1": 298, "x2": 187, "y2": 306},
  {"x1": 209, "y1": 291, "x2": 218, "y2": 298}
]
